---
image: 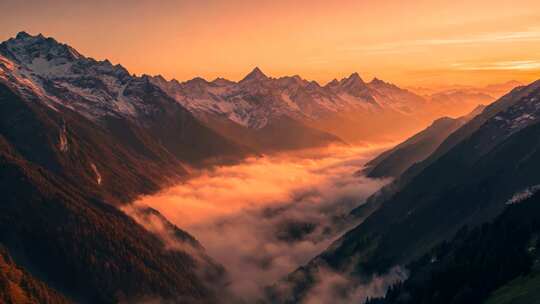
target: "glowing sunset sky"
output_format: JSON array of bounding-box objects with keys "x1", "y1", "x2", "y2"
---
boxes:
[{"x1": 2, "y1": 0, "x2": 540, "y2": 86}]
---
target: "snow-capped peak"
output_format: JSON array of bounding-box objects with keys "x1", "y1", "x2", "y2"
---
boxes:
[
  {"x1": 146, "y1": 66, "x2": 432, "y2": 129},
  {"x1": 0, "y1": 32, "x2": 145, "y2": 120},
  {"x1": 1, "y1": 32, "x2": 433, "y2": 133},
  {"x1": 2, "y1": 32, "x2": 83, "y2": 66},
  {"x1": 328, "y1": 72, "x2": 373, "y2": 101}
]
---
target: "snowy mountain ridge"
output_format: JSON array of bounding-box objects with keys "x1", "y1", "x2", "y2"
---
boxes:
[
  {"x1": 0, "y1": 32, "x2": 425, "y2": 130},
  {"x1": 148, "y1": 67, "x2": 427, "y2": 129},
  {"x1": 0, "y1": 31, "x2": 493, "y2": 147},
  {"x1": 0, "y1": 31, "x2": 148, "y2": 120}
]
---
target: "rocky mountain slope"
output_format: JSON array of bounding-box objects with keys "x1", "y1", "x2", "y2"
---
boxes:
[{"x1": 271, "y1": 79, "x2": 540, "y2": 303}]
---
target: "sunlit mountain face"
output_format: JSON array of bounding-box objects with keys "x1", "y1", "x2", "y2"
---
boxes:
[{"x1": 1, "y1": 1, "x2": 540, "y2": 304}]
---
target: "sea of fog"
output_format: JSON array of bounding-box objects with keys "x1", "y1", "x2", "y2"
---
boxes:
[{"x1": 127, "y1": 144, "x2": 392, "y2": 302}]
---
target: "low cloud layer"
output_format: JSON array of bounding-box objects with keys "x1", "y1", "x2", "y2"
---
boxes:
[
  {"x1": 302, "y1": 266, "x2": 408, "y2": 304},
  {"x1": 131, "y1": 144, "x2": 391, "y2": 302}
]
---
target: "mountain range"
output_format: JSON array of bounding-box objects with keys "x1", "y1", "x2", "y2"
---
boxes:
[
  {"x1": 1, "y1": 32, "x2": 505, "y2": 152},
  {"x1": 0, "y1": 31, "x2": 533, "y2": 304},
  {"x1": 148, "y1": 66, "x2": 494, "y2": 147}
]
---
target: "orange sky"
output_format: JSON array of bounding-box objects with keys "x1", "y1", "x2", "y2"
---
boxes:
[{"x1": 2, "y1": 0, "x2": 540, "y2": 86}]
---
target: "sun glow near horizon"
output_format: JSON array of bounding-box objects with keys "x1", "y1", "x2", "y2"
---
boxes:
[{"x1": 2, "y1": 0, "x2": 540, "y2": 87}]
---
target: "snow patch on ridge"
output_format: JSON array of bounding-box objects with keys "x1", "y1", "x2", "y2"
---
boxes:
[
  {"x1": 281, "y1": 93, "x2": 300, "y2": 110},
  {"x1": 27, "y1": 56, "x2": 73, "y2": 78},
  {"x1": 58, "y1": 128, "x2": 68, "y2": 152},
  {"x1": 506, "y1": 185, "x2": 540, "y2": 205},
  {"x1": 90, "y1": 163, "x2": 102, "y2": 185}
]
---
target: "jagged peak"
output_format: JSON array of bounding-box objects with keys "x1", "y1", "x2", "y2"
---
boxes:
[
  {"x1": 340, "y1": 72, "x2": 367, "y2": 89},
  {"x1": 15, "y1": 31, "x2": 33, "y2": 40},
  {"x1": 241, "y1": 67, "x2": 268, "y2": 82},
  {"x1": 346, "y1": 72, "x2": 364, "y2": 81},
  {"x1": 342, "y1": 72, "x2": 365, "y2": 83},
  {"x1": 10, "y1": 31, "x2": 49, "y2": 44},
  {"x1": 0, "y1": 32, "x2": 138, "y2": 84},
  {"x1": 3, "y1": 31, "x2": 84, "y2": 63},
  {"x1": 11, "y1": 31, "x2": 46, "y2": 41}
]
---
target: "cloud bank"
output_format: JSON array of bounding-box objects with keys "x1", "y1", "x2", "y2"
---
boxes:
[{"x1": 131, "y1": 144, "x2": 391, "y2": 302}]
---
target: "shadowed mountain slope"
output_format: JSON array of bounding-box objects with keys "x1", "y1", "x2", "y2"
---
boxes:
[
  {"x1": 270, "y1": 80, "x2": 540, "y2": 303},
  {"x1": 363, "y1": 105, "x2": 485, "y2": 179},
  {"x1": 0, "y1": 32, "x2": 245, "y2": 303}
]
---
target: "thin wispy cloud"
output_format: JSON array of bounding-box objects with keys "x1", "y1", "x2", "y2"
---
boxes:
[
  {"x1": 422, "y1": 30, "x2": 540, "y2": 45},
  {"x1": 343, "y1": 28, "x2": 540, "y2": 54},
  {"x1": 452, "y1": 60, "x2": 540, "y2": 71}
]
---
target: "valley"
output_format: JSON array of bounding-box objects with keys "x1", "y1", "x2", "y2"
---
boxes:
[
  {"x1": 0, "y1": 22, "x2": 539, "y2": 304},
  {"x1": 128, "y1": 145, "x2": 391, "y2": 301}
]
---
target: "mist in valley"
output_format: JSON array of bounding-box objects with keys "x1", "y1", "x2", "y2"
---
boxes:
[{"x1": 127, "y1": 144, "x2": 392, "y2": 301}]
